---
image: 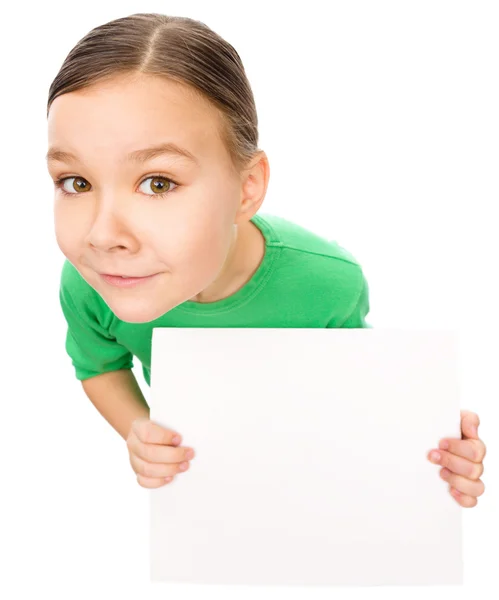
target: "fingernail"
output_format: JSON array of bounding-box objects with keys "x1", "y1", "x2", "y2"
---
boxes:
[
  {"x1": 439, "y1": 440, "x2": 449, "y2": 450},
  {"x1": 430, "y1": 451, "x2": 441, "y2": 463},
  {"x1": 172, "y1": 435, "x2": 181, "y2": 445},
  {"x1": 471, "y1": 426, "x2": 478, "y2": 437},
  {"x1": 179, "y1": 462, "x2": 189, "y2": 471}
]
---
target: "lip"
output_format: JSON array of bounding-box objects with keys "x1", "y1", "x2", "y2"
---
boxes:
[{"x1": 100, "y1": 273, "x2": 159, "y2": 288}]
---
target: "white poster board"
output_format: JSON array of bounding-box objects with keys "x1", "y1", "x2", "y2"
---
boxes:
[{"x1": 150, "y1": 328, "x2": 463, "y2": 586}]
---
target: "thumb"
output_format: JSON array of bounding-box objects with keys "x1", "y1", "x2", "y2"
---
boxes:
[{"x1": 461, "y1": 409, "x2": 480, "y2": 440}]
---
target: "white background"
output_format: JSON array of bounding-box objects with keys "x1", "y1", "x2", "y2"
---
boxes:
[{"x1": 1, "y1": 0, "x2": 497, "y2": 598}]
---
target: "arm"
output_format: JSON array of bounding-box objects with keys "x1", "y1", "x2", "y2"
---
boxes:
[{"x1": 81, "y1": 369, "x2": 149, "y2": 441}]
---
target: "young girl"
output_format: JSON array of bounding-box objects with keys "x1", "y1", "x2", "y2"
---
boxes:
[{"x1": 47, "y1": 13, "x2": 486, "y2": 506}]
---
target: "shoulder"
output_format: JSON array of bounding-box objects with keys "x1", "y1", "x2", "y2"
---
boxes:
[
  {"x1": 59, "y1": 259, "x2": 114, "y2": 328},
  {"x1": 256, "y1": 212, "x2": 361, "y2": 263},
  {"x1": 60, "y1": 258, "x2": 96, "y2": 301},
  {"x1": 256, "y1": 214, "x2": 370, "y2": 326},
  {"x1": 259, "y1": 211, "x2": 365, "y2": 286}
]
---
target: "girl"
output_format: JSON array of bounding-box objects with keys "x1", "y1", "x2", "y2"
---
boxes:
[{"x1": 46, "y1": 13, "x2": 486, "y2": 505}]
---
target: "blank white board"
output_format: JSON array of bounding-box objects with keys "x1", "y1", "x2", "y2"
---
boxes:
[{"x1": 149, "y1": 328, "x2": 463, "y2": 586}]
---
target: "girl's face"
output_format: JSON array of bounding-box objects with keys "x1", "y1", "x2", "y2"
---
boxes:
[{"x1": 47, "y1": 74, "x2": 259, "y2": 323}]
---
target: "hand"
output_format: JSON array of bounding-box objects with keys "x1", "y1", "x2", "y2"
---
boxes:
[
  {"x1": 427, "y1": 409, "x2": 486, "y2": 507},
  {"x1": 126, "y1": 417, "x2": 196, "y2": 488}
]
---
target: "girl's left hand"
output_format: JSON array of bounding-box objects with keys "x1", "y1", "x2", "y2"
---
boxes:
[{"x1": 427, "y1": 409, "x2": 486, "y2": 507}]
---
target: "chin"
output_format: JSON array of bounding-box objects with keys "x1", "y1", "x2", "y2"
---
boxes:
[{"x1": 108, "y1": 300, "x2": 170, "y2": 324}]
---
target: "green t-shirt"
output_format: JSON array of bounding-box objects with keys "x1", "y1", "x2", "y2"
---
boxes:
[{"x1": 59, "y1": 212, "x2": 372, "y2": 387}]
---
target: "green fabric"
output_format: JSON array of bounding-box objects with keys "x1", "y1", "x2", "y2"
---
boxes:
[{"x1": 59, "y1": 212, "x2": 372, "y2": 387}]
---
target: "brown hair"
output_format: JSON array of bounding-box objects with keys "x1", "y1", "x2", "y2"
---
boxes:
[{"x1": 46, "y1": 13, "x2": 261, "y2": 176}]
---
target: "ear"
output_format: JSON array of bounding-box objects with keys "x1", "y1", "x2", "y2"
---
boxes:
[{"x1": 234, "y1": 151, "x2": 270, "y2": 224}]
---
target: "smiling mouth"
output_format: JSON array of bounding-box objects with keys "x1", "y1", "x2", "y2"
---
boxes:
[
  {"x1": 100, "y1": 273, "x2": 159, "y2": 287},
  {"x1": 102, "y1": 273, "x2": 152, "y2": 278}
]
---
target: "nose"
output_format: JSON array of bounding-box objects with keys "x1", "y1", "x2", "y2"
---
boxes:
[{"x1": 85, "y1": 204, "x2": 136, "y2": 253}]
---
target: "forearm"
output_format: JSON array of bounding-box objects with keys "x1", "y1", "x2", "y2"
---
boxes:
[{"x1": 81, "y1": 369, "x2": 149, "y2": 440}]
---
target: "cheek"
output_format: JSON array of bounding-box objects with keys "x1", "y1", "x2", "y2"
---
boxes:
[
  {"x1": 54, "y1": 202, "x2": 84, "y2": 255},
  {"x1": 160, "y1": 214, "x2": 230, "y2": 265}
]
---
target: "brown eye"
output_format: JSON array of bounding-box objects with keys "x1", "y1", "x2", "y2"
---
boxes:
[
  {"x1": 56, "y1": 176, "x2": 91, "y2": 195},
  {"x1": 54, "y1": 174, "x2": 179, "y2": 198},
  {"x1": 139, "y1": 176, "x2": 177, "y2": 196}
]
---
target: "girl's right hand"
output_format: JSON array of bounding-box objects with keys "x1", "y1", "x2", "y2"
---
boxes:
[{"x1": 126, "y1": 417, "x2": 195, "y2": 488}]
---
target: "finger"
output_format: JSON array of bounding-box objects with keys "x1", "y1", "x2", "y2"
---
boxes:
[
  {"x1": 440, "y1": 467, "x2": 486, "y2": 498},
  {"x1": 460, "y1": 410, "x2": 480, "y2": 440},
  {"x1": 130, "y1": 452, "x2": 191, "y2": 479},
  {"x1": 438, "y1": 438, "x2": 486, "y2": 463},
  {"x1": 449, "y1": 486, "x2": 478, "y2": 508},
  {"x1": 132, "y1": 417, "x2": 182, "y2": 446},
  {"x1": 428, "y1": 449, "x2": 484, "y2": 480},
  {"x1": 128, "y1": 435, "x2": 195, "y2": 464},
  {"x1": 136, "y1": 473, "x2": 175, "y2": 489}
]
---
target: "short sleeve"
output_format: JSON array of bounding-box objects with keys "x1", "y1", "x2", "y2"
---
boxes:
[
  {"x1": 59, "y1": 260, "x2": 134, "y2": 381},
  {"x1": 330, "y1": 268, "x2": 373, "y2": 328}
]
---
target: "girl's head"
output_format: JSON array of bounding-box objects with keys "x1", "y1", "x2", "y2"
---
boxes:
[{"x1": 46, "y1": 13, "x2": 269, "y2": 323}]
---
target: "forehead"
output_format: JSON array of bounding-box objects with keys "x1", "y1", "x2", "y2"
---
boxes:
[{"x1": 47, "y1": 75, "x2": 226, "y2": 166}]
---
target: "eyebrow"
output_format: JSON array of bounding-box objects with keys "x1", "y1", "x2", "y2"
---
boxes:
[{"x1": 45, "y1": 142, "x2": 199, "y2": 166}]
